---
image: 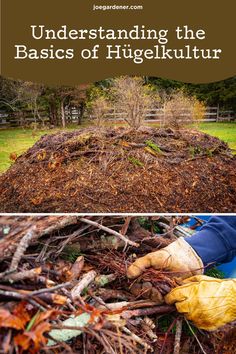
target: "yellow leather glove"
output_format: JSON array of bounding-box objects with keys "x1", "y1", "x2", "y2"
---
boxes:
[
  {"x1": 127, "y1": 237, "x2": 203, "y2": 279},
  {"x1": 165, "y1": 275, "x2": 236, "y2": 331}
]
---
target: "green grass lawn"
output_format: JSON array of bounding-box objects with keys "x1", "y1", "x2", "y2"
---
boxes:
[
  {"x1": 0, "y1": 127, "x2": 78, "y2": 173},
  {"x1": 198, "y1": 122, "x2": 236, "y2": 152},
  {"x1": 0, "y1": 122, "x2": 235, "y2": 173}
]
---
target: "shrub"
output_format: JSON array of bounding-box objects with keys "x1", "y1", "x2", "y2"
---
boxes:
[
  {"x1": 89, "y1": 96, "x2": 110, "y2": 128},
  {"x1": 163, "y1": 91, "x2": 205, "y2": 129}
]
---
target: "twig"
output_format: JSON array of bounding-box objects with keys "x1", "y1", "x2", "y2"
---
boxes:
[
  {"x1": 100, "y1": 327, "x2": 138, "y2": 353},
  {"x1": 120, "y1": 216, "x2": 132, "y2": 236},
  {"x1": 9, "y1": 228, "x2": 35, "y2": 271},
  {"x1": 122, "y1": 326, "x2": 153, "y2": 351},
  {"x1": 185, "y1": 319, "x2": 207, "y2": 354},
  {"x1": 0, "y1": 269, "x2": 16, "y2": 280},
  {"x1": 122, "y1": 305, "x2": 175, "y2": 319},
  {"x1": 22, "y1": 290, "x2": 68, "y2": 305},
  {"x1": 30, "y1": 281, "x2": 72, "y2": 296},
  {"x1": 0, "y1": 289, "x2": 26, "y2": 300},
  {"x1": 0, "y1": 216, "x2": 79, "y2": 260},
  {"x1": 3, "y1": 267, "x2": 42, "y2": 282},
  {"x1": 87, "y1": 289, "x2": 110, "y2": 309},
  {"x1": 173, "y1": 318, "x2": 183, "y2": 354},
  {"x1": 0, "y1": 289, "x2": 46, "y2": 311},
  {"x1": 40, "y1": 216, "x2": 78, "y2": 237},
  {"x1": 26, "y1": 298, "x2": 47, "y2": 311},
  {"x1": 71, "y1": 270, "x2": 97, "y2": 300},
  {"x1": 142, "y1": 317, "x2": 157, "y2": 341},
  {"x1": 98, "y1": 300, "x2": 168, "y2": 311},
  {"x1": 79, "y1": 217, "x2": 139, "y2": 249},
  {"x1": 101, "y1": 334, "x2": 117, "y2": 354},
  {"x1": 97, "y1": 288, "x2": 132, "y2": 301},
  {"x1": 37, "y1": 276, "x2": 55, "y2": 287},
  {"x1": 50, "y1": 224, "x2": 93, "y2": 259},
  {"x1": 160, "y1": 317, "x2": 179, "y2": 354},
  {"x1": 95, "y1": 273, "x2": 117, "y2": 286}
]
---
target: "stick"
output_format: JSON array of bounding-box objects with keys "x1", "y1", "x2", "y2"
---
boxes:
[
  {"x1": 9, "y1": 228, "x2": 35, "y2": 271},
  {"x1": 0, "y1": 216, "x2": 78, "y2": 260},
  {"x1": 185, "y1": 319, "x2": 207, "y2": 354},
  {"x1": 97, "y1": 288, "x2": 132, "y2": 301},
  {"x1": 122, "y1": 326, "x2": 153, "y2": 351},
  {"x1": 35, "y1": 293, "x2": 68, "y2": 305},
  {"x1": 71, "y1": 270, "x2": 97, "y2": 300},
  {"x1": 0, "y1": 289, "x2": 25, "y2": 300},
  {"x1": 173, "y1": 318, "x2": 183, "y2": 354},
  {"x1": 98, "y1": 300, "x2": 167, "y2": 311},
  {"x1": 30, "y1": 281, "x2": 72, "y2": 296},
  {"x1": 3, "y1": 267, "x2": 42, "y2": 282},
  {"x1": 0, "y1": 269, "x2": 17, "y2": 280},
  {"x1": 0, "y1": 289, "x2": 46, "y2": 311},
  {"x1": 120, "y1": 216, "x2": 132, "y2": 236},
  {"x1": 122, "y1": 305, "x2": 175, "y2": 319},
  {"x1": 37, "y1": 276, "x2": 55, "y2": 287},
  {"x1": 39, "y1": 216, "x2": 78, "y2": 237},
  {"x1": 20, "y1": 291, "x2": 68, "y2": 305},
  {"x1": 79, "y1": 218, "x2": 139, "y2": 248},
  {"x1": 95, "y1": 273, "x2": 117, "y2": 286}
]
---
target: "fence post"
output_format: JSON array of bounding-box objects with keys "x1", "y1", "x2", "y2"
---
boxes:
[
  {"x1": 162, "y1": 103, "x2": 166, "y2": 128},
  {"x1": 216, "y1": 104, "x2": 220, "y2": 122}
]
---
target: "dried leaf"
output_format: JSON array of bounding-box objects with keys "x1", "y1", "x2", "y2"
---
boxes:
[
  {"x1": 70, "y1": 256, "x2": 84, "y2": 280},
  {"x1": 0, "y1": 309, "x2": 25, "y2": 330},
  {"x1": 32, "y1": 309, "x2": 58, "y2": 328},
  {"x1": 13, "y1": 302, "x2": 31, "y2": 327},
  {"x1": 9, "y1": 152, "x2": 18, "y2": 161},
  {"x1": 14, "y1": 322, "x2": 51, "y2": 353},
  {"x1": 48, "y1": 312, "x2": 91, "y2": 346},
  {"x1": 37, "y1": 150, "x2": 46, "y2": 161}
]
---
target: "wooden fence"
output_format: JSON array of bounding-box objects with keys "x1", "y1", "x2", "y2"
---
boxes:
[
  {"x1": 0, "y1": 109, "x2": 49, "y2": 128},
  {"x1": 87, "y1": 106, "x2": 235, "y2": 123},
  {"x1": 0, "y1": 106, "x2": 235, "y2": 128}
]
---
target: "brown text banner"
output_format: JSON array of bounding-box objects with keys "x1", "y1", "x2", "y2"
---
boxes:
[{"x1": 1, "y1": 0, "x2": 236, "y2": 85}]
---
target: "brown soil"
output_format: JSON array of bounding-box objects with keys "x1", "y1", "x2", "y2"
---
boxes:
[{"x1": 0, "y1": 127, "x2": 235, "y2": 213}]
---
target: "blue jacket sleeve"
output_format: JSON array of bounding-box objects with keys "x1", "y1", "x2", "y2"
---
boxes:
[{"x1": 185, "y1": 216, "x2": 236, "y2": 266}]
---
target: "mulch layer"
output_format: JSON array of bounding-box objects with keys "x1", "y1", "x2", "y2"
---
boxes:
[{"x1": 0, "y1": 127, "x2": 235, "y2": 212}]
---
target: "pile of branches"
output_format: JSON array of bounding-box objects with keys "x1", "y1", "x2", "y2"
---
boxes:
[
  {"x1": 0, "y1": 127, "x2": 236, "y2": 212},
  {"x1": 0, "y1": 215, "x2": 234, "y2": 353}
]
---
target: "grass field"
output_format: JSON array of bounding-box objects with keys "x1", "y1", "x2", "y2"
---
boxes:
[
  {"x1": 0, "y1": 127, "x2": 77, "y2": 173},
  {"x1": 0, "y1": 122, "x2": 235, "y2": 173},
  {"x1": 199, "y1": 122, "x2": 236, "y2": 151}
]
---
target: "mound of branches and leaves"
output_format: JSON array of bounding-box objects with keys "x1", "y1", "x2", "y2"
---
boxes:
[
  {"x1": 0, "y1": 215, "x2": 235, "y2": 354},
  {"x1": 0, "y1": 127, "x2": 235, "y2": 212}
]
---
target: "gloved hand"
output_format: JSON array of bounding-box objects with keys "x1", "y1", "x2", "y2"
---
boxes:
[
  {"x1": 165, "y1": 275, "x2": 236, "y2": 331},
  {"x1": 127, "y1": 237, "x2": 203, "y2": 279}
]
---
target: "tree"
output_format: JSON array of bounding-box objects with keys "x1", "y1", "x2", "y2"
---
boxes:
[
  {"x1": 148, "y1": 76, "x2": 236, "y2": 113},
  {"x1": 55, "y1": 86, "x2": 72, "y2": 128},
  {"x1": 112, "y1": 76, "x2": 156, "y2": 129},
  {"x1": 70, "y1": 84, "x2": 91, "y2": 125},
  {"x1": 41, "y1": 86, "x2": 60, "y2": 126},
  {"x1": 0, "y1": 76, "x2": 20, "y2": 111},
  {"x1": 55, "y1": 84, "x2": 91, "y2": 128},
  {"x1": 17, "y1": 82, "x2": 44, "y2": 126}
]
